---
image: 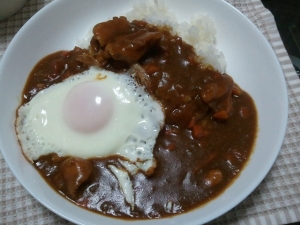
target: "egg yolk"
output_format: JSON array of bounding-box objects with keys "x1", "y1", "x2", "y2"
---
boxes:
[{"x1": 62, "y1": 81, "x2": 113, "y2": 133}]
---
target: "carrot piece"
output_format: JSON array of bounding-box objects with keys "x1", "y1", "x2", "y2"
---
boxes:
[
  {"x1": 144, "y1": 64, "x2": 159, "y2": 75},
  {"x1": 205, "y1": 169, "x2": 223, "y2": 187},
  {"x1": 213, "y1": 110, "x2": 229, "y2": 120},
  {"x1": 166, "y1": 143, "x2": 176, "y2": 151},
  {"x1": 181, "y1": 95, "x2": 192, "y2": 103},
  {"x1": 188, "y1": 117, "x2": 196, "y2": 129},
  {"x1": 192, "y1": 125, "x2": 204, "y2": 139}
]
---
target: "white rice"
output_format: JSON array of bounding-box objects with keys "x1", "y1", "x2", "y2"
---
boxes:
[
  {"x1": 76, "y1": 28, "x2": 93, "y2": 49},
  {"x1": 77, "y1": 0, "x2": 226, "y2": 73}
]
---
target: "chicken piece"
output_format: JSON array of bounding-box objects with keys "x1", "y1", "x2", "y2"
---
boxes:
[
  {"x1": 76, "y1": 53, "x2": 101, "y2": 66},
  {"x1": 200, "y1": 73, "x2": 234, "y2": 119},
  {"x1": 200, "y1": 73, "x2": 233, "y2": 103},
  {"x1": 129, "y1": 63, "x2": 152, "y2": 94},
  {"x1": 60, "y1": 157, "x2": 92, "y2": 198},
  {"x1": 93, "y1": 16, "x2": 132, "y2": 47},
  {"x1": 105, "y1": 29, "x2": 163, "y2": 64}
]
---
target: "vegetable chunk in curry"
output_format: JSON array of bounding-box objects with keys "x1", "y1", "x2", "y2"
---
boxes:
[{"x1": 20, "y1": 17, "x2": 257, "y2": 219}]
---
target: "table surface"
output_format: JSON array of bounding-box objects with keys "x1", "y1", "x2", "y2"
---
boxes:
[{"x1": 1, "y1": 0, "x2": 300, "y2": 224}]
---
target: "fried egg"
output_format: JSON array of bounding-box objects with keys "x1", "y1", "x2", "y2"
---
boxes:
[{"x1": 16, "y1": 66, "x2": 164, "y2": 174}]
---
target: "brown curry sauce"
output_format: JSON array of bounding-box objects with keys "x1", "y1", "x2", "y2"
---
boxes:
[{"x1": 20, "y1": 17, "x2": 257, "y2": 219}]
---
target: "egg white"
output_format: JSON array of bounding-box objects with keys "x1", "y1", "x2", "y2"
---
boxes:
[{"x1": 16, "y1": 66, "x2": 164, "y2": 173}]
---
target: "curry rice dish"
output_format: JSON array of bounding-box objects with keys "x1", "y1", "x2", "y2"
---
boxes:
[{"x1": 15, "y1": 15, "x2": 257, "y2": 219}]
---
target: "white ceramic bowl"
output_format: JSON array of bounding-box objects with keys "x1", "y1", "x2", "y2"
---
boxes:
[
  {"x1": 0, "y1": 0, "x2": 27, "y2": 21},
  {"x1": 0, "y1": 0, "x2": 288, "y2": 224}
]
